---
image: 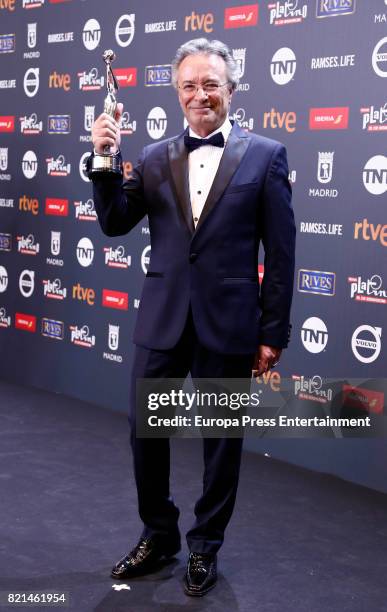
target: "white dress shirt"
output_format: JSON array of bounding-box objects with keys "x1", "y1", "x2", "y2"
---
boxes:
[{"x1": 188, "y1": 118, "x2": 232, "y2": 227}]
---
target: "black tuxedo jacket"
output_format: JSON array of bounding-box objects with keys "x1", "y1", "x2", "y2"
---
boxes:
[{"x1": 89, "y1": 122, "x2": 296, "y2": 354}]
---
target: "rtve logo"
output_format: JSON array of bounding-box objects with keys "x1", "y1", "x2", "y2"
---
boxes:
[
  {"x1": 263, "y1": 108, "x2": 296, "y2": 132},
  {"x1": 49, "y1": 71, "x2": 71, "y2": 90},
  {"x1": 354, "y1": 219, "x2": 387, "y2": 247},
  {"x1": 72, "y1": 282, "x2": 95, "y2": 305},
  {"x1": 0, "y1": 0, "x2": 15, "y2": 10},
  {"x1": 184, "y1": 11, "x2": 214, "y2": 33},
  {"x1": 19, "y1": 195, "x2": 39, "y2": 215}
]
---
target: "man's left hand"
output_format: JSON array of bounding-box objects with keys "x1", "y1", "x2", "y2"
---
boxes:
[{"x1": 252, "y1": 345, "x2": 282, "y2": 376}]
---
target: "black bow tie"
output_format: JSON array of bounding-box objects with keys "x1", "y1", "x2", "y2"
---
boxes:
[{"x1": 184, "y1": 131, "x2": 225, "y2": 152}]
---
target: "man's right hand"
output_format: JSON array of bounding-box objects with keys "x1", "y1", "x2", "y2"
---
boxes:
[{"x1": 91, "y1": 102, "x2": 123, "y2": 154}]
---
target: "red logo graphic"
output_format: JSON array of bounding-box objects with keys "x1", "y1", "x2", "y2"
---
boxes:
[
  {"x1": 342, "y1": 385, "x2": 384, "y2": 415},
  {"x1": 224, "y1": 4, "x2": 258, "y2": 28},
  {"x1": 309, "y1": 107, "x2": 349, "y2": 130},
  {"x1": 102, "y1": 289, "x2": 129, "y2": 310},
  {"x1": 15, "y1": 313, "x2": 36, "y2": 332},
  {"x1": 0, "y1": 116, "x2": 15, "y2": 132},
  {"x1": 114, "y1": 68, "x2": 137, "y2": 88},
  {"x1": 45, "y1": 198, "x2": 69, "y2": 216}
]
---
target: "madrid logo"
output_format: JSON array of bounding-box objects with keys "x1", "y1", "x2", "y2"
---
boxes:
[
  {"x1": 317, "y1": 152, "x2": 334, "y2": 184},
  {"x1": 351, "y1": 325, "x2": 382, "y2": 363},
  {"x1": 362, "y1": 155, "x2": 387, "y2": 195}
]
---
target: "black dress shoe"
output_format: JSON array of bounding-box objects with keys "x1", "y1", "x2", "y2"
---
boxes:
[
  {"x1": 111, "y1": 536, "x2": 181, "y2": 579},
  {"x1": 184, "y1": 552, "x2": 217, "y2": 596}
]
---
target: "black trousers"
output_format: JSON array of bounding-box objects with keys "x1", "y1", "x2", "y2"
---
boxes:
[{"x1": 128, "y1": 306, "x2": 255, "y2": 554}]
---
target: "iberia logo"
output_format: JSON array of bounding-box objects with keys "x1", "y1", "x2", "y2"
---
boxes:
[
  {"x1": 0, "y1": 116, "x2": 15, "y2": 132},
  {"x1": 15, "y1": 313, "x2": 36, "y2": 332},
  {"x1": 102, "y1": 289, "x2": 129, "y2": 310},
  {"x1": 309, "y1": 107, "x2": 349, "y2": 130},
  {"x1": 45, "y1": 198, "x2": 69, "y2": 216},
  {"x1": 224, "y1": 4, "x2": 258, "y2": 28},
  {"x1": 114, "y1": 68, "x2": 137, "y2": 87}
]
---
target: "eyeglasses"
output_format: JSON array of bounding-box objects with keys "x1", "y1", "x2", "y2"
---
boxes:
[{"x1": 178, "y1": 82, "x2": 230, "y2": 95}]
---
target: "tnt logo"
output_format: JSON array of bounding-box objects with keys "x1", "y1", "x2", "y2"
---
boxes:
[
  {"x1": 270, "y1": 48, "x2": 296, "y2": 85},
  {"x1": 146, "y1": 107, "x2": 167, "y2": 140},
  {"x1": 363, "y1": 155, "x2": 387, "y2": 195},
  {"x1": 301, "y1": 317, "x2": 328, "y2": 353}
]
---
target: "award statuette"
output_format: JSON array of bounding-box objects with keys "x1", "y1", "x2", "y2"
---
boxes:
[{"x1": 90, "y1": 50, "x2": 122, "y2": 175}]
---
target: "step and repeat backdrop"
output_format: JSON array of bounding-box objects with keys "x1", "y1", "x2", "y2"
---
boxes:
[{"x1": 0, "y1": 0, "x2": 386, "y2": 416}]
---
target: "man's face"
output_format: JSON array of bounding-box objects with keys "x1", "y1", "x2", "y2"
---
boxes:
[{"x1": 177, "y1": 53, "x2": 233, "y2": 137}]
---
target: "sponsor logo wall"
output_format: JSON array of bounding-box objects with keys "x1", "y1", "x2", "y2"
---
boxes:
[{"x1": 0, "y1": 0, "x2": 385, "y2": 412}]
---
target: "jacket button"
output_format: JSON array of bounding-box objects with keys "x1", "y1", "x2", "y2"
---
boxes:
[{"x1": 189, "y1": 253, "x2": 197, "y2": 263}]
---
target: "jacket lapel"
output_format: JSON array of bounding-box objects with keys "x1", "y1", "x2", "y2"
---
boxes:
[
  {"x1": 194, "y1": 122, "x2": 250, "y2": 233},
  {"x1": 168, "y1": 130, "x2": 195, "y2": 234}
]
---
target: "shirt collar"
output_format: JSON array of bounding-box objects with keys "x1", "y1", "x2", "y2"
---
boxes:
[{"x1": 188, "y1": 117, "x2": 232, "y2": 144}]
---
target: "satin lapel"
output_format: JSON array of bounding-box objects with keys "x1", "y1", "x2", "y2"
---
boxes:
[
  {"x1": 194, "y1": 123, "x2": 250, "y2": 233},
  {"x1": 168, "y1": 130, "x2": 195, "y2": 235}
]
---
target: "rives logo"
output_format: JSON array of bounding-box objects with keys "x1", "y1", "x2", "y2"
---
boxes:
[
  {"x1": 316, "y1": 0, "x2": 356, "y2": 18},
  {"x1": 298, "y1": 269, "x2": 336, "y2": 296},
  {"x1": 0, "y1": 33, "x2": 15, "y2": 53},
  {"x1": 41, "y1": 318, "x2": 64, "y2": 340}
]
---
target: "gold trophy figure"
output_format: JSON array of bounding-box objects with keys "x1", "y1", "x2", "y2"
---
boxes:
[{"x1": 90, "y1": 50, "x2": 122, "y2": 175}]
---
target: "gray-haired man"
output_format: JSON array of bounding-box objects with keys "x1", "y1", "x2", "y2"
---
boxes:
[{"x1": 90, "y1": 37, "x2": 295, "y2": 597}]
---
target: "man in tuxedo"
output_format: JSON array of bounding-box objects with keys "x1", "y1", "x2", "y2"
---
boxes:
[{"x1": 89, "y1": 38, "x2": 295, "y2": 597}]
